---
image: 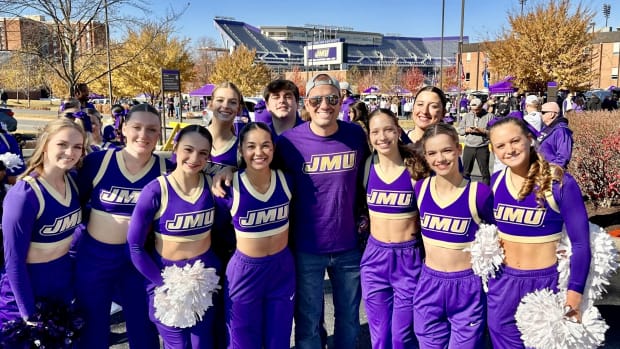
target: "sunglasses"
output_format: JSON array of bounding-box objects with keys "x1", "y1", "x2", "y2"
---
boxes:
[{"x1": 307, "y1": 94, "x2": 339, "y2": 107}]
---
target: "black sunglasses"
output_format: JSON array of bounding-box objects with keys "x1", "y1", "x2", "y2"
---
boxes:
[{"x1": 307, "y1": 94, "x2": 339, "y2": 107}]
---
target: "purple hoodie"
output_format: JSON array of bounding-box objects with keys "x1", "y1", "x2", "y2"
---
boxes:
[{"x1": 537, "y1": 117, "x2": 573, "y2": 168}]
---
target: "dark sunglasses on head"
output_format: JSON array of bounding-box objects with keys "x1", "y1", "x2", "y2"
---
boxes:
[{"x1": 307, "y1": 94, "x2": 339, "y2": 107}]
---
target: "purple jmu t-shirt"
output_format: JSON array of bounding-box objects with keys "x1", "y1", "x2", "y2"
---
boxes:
[{"x1": 276, "y1": 121, "x2": 370, "y2": 254}]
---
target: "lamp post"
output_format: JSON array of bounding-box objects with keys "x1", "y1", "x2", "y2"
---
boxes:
[
  {"x1": 104, "y1": 0, "x2": 113, "y2": 105},
  {"x1": 457, "y1": 0, "x2": 465, "y2": 94},
  {"x1": 439, "y1": 0, "x2": 445, "y2": 89},
  {"x1": 518, "y1": 0, "x2": 527, "y2": 14},
  {"x1": 603, "y1": 4, "x2": 611, "y2": 28}
]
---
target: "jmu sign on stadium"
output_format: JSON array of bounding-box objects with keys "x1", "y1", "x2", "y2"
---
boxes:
[{"x1": 304, "y1": 40, "x2": 344, "y2": 66}]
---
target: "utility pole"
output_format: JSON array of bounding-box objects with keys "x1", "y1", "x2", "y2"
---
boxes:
[{"x1": 104, "y1": 0, "x2": 113, "y2": 105}]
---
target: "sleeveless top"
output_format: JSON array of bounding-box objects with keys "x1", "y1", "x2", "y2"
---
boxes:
[{"x1": 363, "y1": 154, "x2": 417, "y2": 219}]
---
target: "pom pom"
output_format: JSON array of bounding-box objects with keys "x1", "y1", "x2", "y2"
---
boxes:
[
  {"x1": 557, "y1": 223, "x2": 619, "y2": 304},
  {"x1": 516, "y1": 289, "x2": 608, "y2": 348},
  {"x1": 466, "y1": 224, "x2": 504, "y2": 292},
  {"x1": 0, "y1": 299, "x2": 84, "y2": 348},
  {"x1": 154, "y1": 260, "x2": 220, "y2": 328},
  {"x1": 0, "y1": 152, "x2": 23, "y2": 171}
]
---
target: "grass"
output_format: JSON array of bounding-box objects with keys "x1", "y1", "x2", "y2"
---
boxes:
[{"x1": 4, "y1": 98, "x2": 61, "y2": 110}]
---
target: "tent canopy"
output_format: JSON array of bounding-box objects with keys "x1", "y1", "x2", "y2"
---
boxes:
[
  {"x1": 489, "y1": 76, "x2": 516, "y2": 94},
  {"x1": 189, "y1": 84, "x2": 215, "y2": 97},
  {"x1": 363, "y1": 86, "x2": 380, "y2": 94}
]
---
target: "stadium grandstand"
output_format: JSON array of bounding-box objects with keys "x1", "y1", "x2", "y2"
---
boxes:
[{"x1": 213, "y1": 17, "x2": 466, "y2": 77}]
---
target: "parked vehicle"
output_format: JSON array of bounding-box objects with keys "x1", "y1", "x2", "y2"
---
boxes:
[{"x1": 0, "y1": 108, "x2": 17, "y2": 132}]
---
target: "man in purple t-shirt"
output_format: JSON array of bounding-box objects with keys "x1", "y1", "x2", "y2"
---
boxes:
[
  {"x1": 262, "y1": 79, "x2": 304, "y2": 137},
  {"x1": 277, "y1": 74, "x2": 369, "y2": 349}
]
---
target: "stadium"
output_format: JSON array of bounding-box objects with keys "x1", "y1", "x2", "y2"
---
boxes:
[{"x1": 213, "y1": 17, "x2": 465, "y2": 84}]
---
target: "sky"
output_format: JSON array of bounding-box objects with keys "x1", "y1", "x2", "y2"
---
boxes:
[{"x1": 148, "y1": 0, "x2": 618, "y2": 46}]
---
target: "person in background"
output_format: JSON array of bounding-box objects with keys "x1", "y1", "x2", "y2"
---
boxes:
[
  {"x1": 215, "y1": 122, "x2": 295, "y2": 349},
  {"x1": 537, "y1": 102, "x2": 573, "y2": 168},
  {"x1": 349, "y1": 101, "x2": 370, "y2": 136},
  {"x1": 84, "y1": 108, "x2": 116, "y2": 152},
  {"x1": 253, "y1": 100, "x2": 272, "y2": 126},
  {"x1": 0, "y1": 119, "x2": 86, "y2": 345},
  {"x1": 586, "y1": 94, "x2": 602, "y2": 111},
  {"x1": 0, "y1": 89, "x2": 8, "y2": 108},
  {"x1": 73, "y1": 83, "x2": 95, "y2": 110},
  {"x1": 457, "y1": 98, "x2": 494, "y2": 185},
  {"x1": 487, "y1": 116, "x2": 590, "y2": 348},
  {"x1": 128, "y1": 125, "x2": 220, "y2": 348},
  {"x1": 523, "y1": 95, "x2": 542, "y2": 135},
  {"x1": 263, "y1": 79, "x2": 304, "y2": 138},
  {"x1": 339, "y1": 81, "x2": 357, "y2": 122},
  {"x1": 414, "y1": 123, "x2": 494, "y2": 348},
  {"x1": 361, "y1": 109, "x2": 429, "y2": 348},
  {"x1": 405, "y1": 86, "x2": 448, "y2": 149}
]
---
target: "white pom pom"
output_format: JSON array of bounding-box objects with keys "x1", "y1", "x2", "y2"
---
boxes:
[
  {"x1": 0, "y1": 153, "x2": 23, "y2": 171},
  {"x1": 556, "y1": 223, "x2": 619, "y2": 303},
  {"x1": 516, "y1": 289, "x2": 608, "y2": 349},
  {"x1": 466, "y1": 224, "x2": 504, "y2": 292},
  {"x1": 153, "y1": 260, "x2": 221, "y2": 328}
]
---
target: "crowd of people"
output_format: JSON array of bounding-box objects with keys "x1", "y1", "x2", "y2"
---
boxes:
[{"x1": 0, "y1": 74, "x2": 603, "y2": 349}]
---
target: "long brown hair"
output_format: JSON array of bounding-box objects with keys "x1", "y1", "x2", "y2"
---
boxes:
[
  {"x1": 368, "y1": 108, "x2": 430, "y2": 180},
  {"x1": 489, "y1": 117, "x2": 563, "y2": 206},
  {"x1": 19, "y1": 118, "x2": 87, "y2": 179}
]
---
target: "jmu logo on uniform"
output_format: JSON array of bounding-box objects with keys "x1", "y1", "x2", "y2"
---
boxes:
[
  {"x1": 303, "y1": 151, "x2": 356, "y2": 174},
  {"x1": 367, "y1": 190, "x2": 412, "y2": 207},
  {"x1": 100, "y1": 187, "x2": 141, "y2": 205},
  {"x1": 494, "y1": 204, "x2": 545, "y2": 226},
  {"x1": 166, "y1": 208, "x2": 215, "y2": 231},
  {"x1": 40, "y1": 209, "x2": 82, "y2": 235},
  {"x1": 420, "y1": 213, "x2": 471, "y2": 235},
  {"x1": 239, "y1": 203, "x2": 289, "y2": 227}
]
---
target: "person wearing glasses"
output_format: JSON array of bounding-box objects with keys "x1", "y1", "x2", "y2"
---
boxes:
[
  {"x1": 537, "y1": 102, "x2": 573, "y2": 168},
  {"x1": 277, "y1": 74, "x2": 370, "y2": 348}
]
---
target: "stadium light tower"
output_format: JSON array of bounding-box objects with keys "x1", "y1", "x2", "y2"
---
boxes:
[
  {"x1": 603, "y1": 4, "x2": 611, "y2": 28},
  {"x1": 518, "y1": 0, "x2": 526, "y2": 14}
]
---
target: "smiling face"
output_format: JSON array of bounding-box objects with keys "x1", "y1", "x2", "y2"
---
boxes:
[
  {"x1": 368, "y1": 111, "x2": 399, "y2": 156},
  {"x1": 240, "y1": 128, "x2": 274, "y2": 172},
  {"x1": 122, "y1": 111, "x2": 161, "y2": 156},
  {"x1": 489, "y1": 121, "x2": 532, "y2": 172},
  {"x1": 413, "y1": 90, "x2": 444, "y2": 130},
  {"x1": 304, "y1": 83, "x2": 341, "y2": 134},
  {"x1": 267, "y1": 89, "x2": 298, "y2": 120},
  {"x1": 209, "y1": 87, "x2": 241, "y2": 124},
  {"x1": 423, "y1": 133, "x2": 461, "y2": 177},
  {"x1": 174, "y1": 131, "x2": 211, "y2": 175},
  {"x1": 44, "y1": 127, "x2": 85, "y2": 172}
]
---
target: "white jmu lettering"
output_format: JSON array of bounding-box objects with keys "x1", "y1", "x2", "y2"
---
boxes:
[
  {"x1": 239, "y1": 204, "x2": 289, "y2": 227},
  {"x1": 303, "y1": 152, "x2": 356, "y2": 173},
  {"x1": 100, "y1": 187, "x2": 141, "y2": 204},
  {"x1": 420, "y1": 214, "x2": 470, "y2": 235},
  {"x1": 41, "y1": 209, "x2": 82, "y2": 235},
  {"x1": 367, "y1": 190, "x2": 412, "y2": 206},
  {"x1": 494, "y1": 205, "x2": 545, "y2": 226},
  {"x1": 166, "y1": 209, "x2": 215, "y2": 231}
]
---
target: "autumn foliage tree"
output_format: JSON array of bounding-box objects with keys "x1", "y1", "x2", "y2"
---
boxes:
[
  {"x1": 289, "y1": 66, "x2": 306, "y2": 96},
  {"x1": 401, "y1": 67, "x2": 425, "y2": 95},
  {"x1": 483, "y1": 0, "x2": 594, "y2": 92},
  {"x1": 210, "y1": 46, "x2": 272, "y2": 97},
  {"x1": 441, "y1": 65, "x2": 458, "y2": 91}
]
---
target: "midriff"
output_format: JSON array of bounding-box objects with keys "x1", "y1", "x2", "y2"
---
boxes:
[
  {"x1": 501, "y1": 239, "x2": 559, "y2": 270},
  {"x1": 236, "y1": 230, "x2": 289, "y2": 258},
  {"x1": 155, "y1": 234, "x2": 212, "y2": 261},
  {"x1": 87, "y1": 209, "x2": 131, "y2": 244},
  {"x1": 26, "y1": 235, "x2": 72, "y2": 263},
  {"x1": 370, "y1": 215, "x2": 419, "y2": 243},
  {"x1": 423, "y1": 243, "x2": 472, "y2": 272}
]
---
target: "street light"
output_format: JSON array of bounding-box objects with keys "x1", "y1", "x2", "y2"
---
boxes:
[
  {"x1": 518, "y1": 0, "x2": 527, "y2": 14},
  {"x1": 603, "y1": 4, "x2": 611, "y2": 28}
]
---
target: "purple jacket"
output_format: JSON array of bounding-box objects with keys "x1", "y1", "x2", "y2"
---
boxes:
[
  {"x1": 340, "y1": 96, "x2": 357, "y2": 122},
  {"x1": 537, "y1": 117, "x2": 573, "y2": 168}
]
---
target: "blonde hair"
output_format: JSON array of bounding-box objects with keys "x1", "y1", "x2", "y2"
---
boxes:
[
  {"x1": 20, "y1": 118, "x2": 87, "y2": 179},
  {"x1": 210, "y1": 82, "x2": 245, "y2": 118}
]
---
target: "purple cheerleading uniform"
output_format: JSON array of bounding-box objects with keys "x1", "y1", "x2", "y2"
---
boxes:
[
  {"x1": 128, "y1": 173, "x2": 220, "y2": 349},
  {"x1": 0, "y1": 174, "x2": 80, "y2": 323},
  {"x1": 414, "y1": 176, "x2": 494, "y2": 349},
  {"x1": 360, "y1": 154, "x2": 422, "y2": 349},
  {"x1": 487, "y1": 168, "x2": 591, "y2": 349},
  {"x1": 204, "y1": 136, "x2": 237, "y2": 177},
  {"x1": 74, "y1": 148, "x2": 165, "y2": 349},
  {"x1": 215, "y1": 169, "x2": 294, "y2": 349}
]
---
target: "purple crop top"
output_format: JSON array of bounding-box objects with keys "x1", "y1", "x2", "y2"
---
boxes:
[{"x1": 363, "y1": 154, "x2": 417, "y2": 219}]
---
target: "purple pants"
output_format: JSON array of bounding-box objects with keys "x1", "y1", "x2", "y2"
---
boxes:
[
  {"x1": 0, "y1": 253, "x2": 73, "y2": 322},
  {"x1": 74, "y1": 232, "x2": 160, "y2": 349},
  {"x1": 360, "y1": 235, "x2": 423, "y2": 349},
  {"x1": 487, "y1": 264, "x2": 558, "y2": 349},
  {"x1": 225, "y1": 247, "x2": 295, "y2": 349},
  {"x1": 148, "y1": 248, "x2": 221, "y2": 349},
  {"x1": 413, "y1": 264, "x2": 486, "y2": 349}
]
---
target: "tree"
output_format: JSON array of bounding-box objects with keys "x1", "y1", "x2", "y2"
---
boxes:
[
  {"x1": 401, "y1": 67, "x2": 425, "y2": 95},
  {"x1": 289, "y1": 66, "x2": 306, "y2": 96},
  {"x1": 483, "y1": 0, "x2": 594, "y2": 92},
  {"x1": 210, "y1": 46, "x2": 272, "y2": 97},
  {"x1": 441, "y1": 65, "x2": 458, "y2": 91},
  {"x1": 187, "y1": 37, "x2": 225, "y2": 91},
  {"x1": 377, "y1": 64, "x2": 399, "y2": 93},
  {"x1": 0, "y1": 0, "x2": 184, "y2": 97},
  {"x1": 0, "y1": 52, "x2": 43, "y2": 106},
  {"x1": 87, "y1": 24, "x2": 194, "y2": 102}
]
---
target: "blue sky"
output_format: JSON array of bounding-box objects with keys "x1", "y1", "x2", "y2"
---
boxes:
[{"x1": 149, "y1": 0, "x2": 617, "y2": 46}]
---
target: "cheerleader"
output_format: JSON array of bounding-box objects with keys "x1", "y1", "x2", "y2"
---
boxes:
[
  {"x1": 73, "y1": 103, "x2": 165, "y2": 349},
  {"x1": 413, "y1": 123, "x2": 494, "y2": 348},
  {"x1": 486, "y1": 117, "x2": 591, "y2": 348},
  {"x1": 128, "y1": 125, "x2": 220, "y2": 348},
  {"x1": 361, "y1": 108, "x2": 429, "y2": 349},
  {"x1": 1, "y1": 119, "x2": 85, "y2": 342},
  {"x1": 215, "y1": 122, "x2": 294, "y2": 349}
]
